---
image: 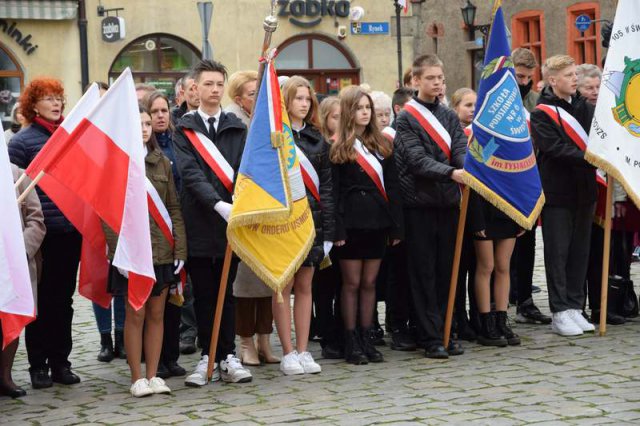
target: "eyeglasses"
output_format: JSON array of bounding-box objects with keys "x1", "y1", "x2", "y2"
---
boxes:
[{"x1": 39, "y1": 96, "x2": 66, "y2": 104}]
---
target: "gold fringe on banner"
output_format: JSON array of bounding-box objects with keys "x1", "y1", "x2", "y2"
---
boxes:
[{"x1": 585, "y1": 151, "x2": 640, "y2": 212}]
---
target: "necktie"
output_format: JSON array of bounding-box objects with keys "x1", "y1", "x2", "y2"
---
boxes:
[{"x1": 207, "y1": 116, "x2": 217, "y2": 141}]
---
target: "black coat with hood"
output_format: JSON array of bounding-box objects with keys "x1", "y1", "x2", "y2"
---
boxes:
[
  {"x1": 173, "y1": 110, "x2": 246, "y2": 258},
  {"x1": 292, "y1": 124, "x2": 335, "y2": 265},
  {"x1": 531, "y1": 87, "x2": 597, "y2": 207}
]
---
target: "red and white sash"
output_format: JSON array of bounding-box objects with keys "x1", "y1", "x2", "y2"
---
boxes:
[
  {"x1": 354, "y1": 139, "x2": 388, "y2": 201},
  {"x1": 183, "y1": 129, "x2": 235, "y2": 193},
  {"x1": 295, "y1": 146, "x2": 320, "y2": 202},
  {"x1": 535, "y1": 104, "x2": 606, "y2": 186},
  {"x1": 382, "y1": 126, "x2": 396, "y2": 143},
  {"x1": 404, "y1": 99, "x2": 452, "y2": 161},
  {"x1": 145, "y1": 178, "x2": 186, "y2": 294}
]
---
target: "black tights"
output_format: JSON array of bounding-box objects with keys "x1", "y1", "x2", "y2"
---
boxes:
[{"x1": 340, "y1": 259, "x2": 382, "y2": 330}]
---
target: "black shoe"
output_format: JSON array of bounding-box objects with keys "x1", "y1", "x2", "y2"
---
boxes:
[
  {"x1": 179, "y1": 339, "x2": 197, "y2": 355},
  {"x1": 591, "y1": 310, "x2": 626, "y2": 325},
  {"x1": 532, "y1": 285, "x2": 542, "y2": 294},
  {"x1": 97, "y1": 333, "x2": 115, "y2": 363},
  {"x1": 0, "y1": 383, "x2": 27, "y2": 398},
  {"x1": 425, "y1": 344, "x2": 449, "y2": 359},
  {"x1": 516, "y1": 299, "x2": 552, "y2": 324},
  {"x1": 455, "y1": 317, "x2": 477, "y2": 342},
  {"x1": 51, "y1": 367, "x2": 80, "y2": 385},
  {"x1": 390, "y1": 329, "x2": 417, "y2": 351},
  {"x1": 361, "y1": 327, "x2": 384, "y2": 363},
  {"x1": 114, "y1": 329, "x2": 126, "y2": 359},
  {"x1": 447, "y1": 341, "x2": 465, "y2": 356},
  {"x1": 166, "y1": 361, "x2": 186, "y2": 377},
  {"x1": 496, "y1": 311, "x2": 521, "y2": 346},
  {"x1": 344, "y1": 329, "x2": 368, "y2": 365},
  {"x1": 156, "y1": 362, "x2": 171, "y2": 379},
  {"x1": 321, "y1": 343, "x2": 344, "y2": 359},
  {"x1": 29, "y1": 367, "x2": 52, "y2": 389},
  {"x1": 477, "y1": 312, "x2": 508, "y2": 347}
]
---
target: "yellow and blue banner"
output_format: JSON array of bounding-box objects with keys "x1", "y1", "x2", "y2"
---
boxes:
[
  {"x1": 463, "y1": 4, "x2": 544, "y2": 229},
  {"x1": 227, "y1": 59, "x2": 315, "y2": 296}
]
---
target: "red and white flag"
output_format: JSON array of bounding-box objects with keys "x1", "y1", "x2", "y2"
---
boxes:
[
  {"x1": 0, "y1": 131, "x2": 35, "y2": 349},
  {"x1": 398, "y1": 0, "x2": 408, "y2": 13},
  {"x1": 33, "y1": 69, "x2": 155, "y2": 309}
]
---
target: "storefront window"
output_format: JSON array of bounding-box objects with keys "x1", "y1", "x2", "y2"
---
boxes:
[
  {"x1": 109, "y1": 34, "x2": 200, "y2": 103},
  {"x1": 0, "y1": 45, "x2": 23, "y2": 131}
]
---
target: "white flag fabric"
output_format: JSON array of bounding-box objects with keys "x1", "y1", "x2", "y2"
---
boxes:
[
  {"x1": 586, "y1": 0, "x2": 640, "y2": 208},
  {"x1": 0, "y1": 130, "x2": 34, "y2": 341}
]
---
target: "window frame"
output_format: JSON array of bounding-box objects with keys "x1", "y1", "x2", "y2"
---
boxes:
[
  {"x1": 0, "y1": 43, "x2": 24, "y2": 129},
  {"x1": 566, "y1": 2, "x2": 602, "y2": 66},
  {"x1": 511, "y1": 10, "x2": 546, "y2": 85}
]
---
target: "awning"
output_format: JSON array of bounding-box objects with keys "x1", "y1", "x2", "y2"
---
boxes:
[{"x1": 0, "y1": 1, "x2": 78, "y2": 20}]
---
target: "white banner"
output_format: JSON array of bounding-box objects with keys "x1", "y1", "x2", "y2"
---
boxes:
[{"x1": 586, "y1": 0, "x2": 640, "y2": 208}]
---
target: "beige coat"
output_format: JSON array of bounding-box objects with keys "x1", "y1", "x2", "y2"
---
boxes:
[
  {"x1": 12, "y1": 165, "x2": 46, "y2": 302},
  {"x1": 233, "y1": 262, "x2": 273, "y2": 298}
]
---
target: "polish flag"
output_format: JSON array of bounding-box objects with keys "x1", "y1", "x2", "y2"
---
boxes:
[
  {"x1": 36, "y1": 69, "x2": 155, "y2": 309},
  {"x1": 398, "y1": 0, "x2": 408, "y2": 13},
  {"x1": 24, "y1": 84, "x2": 114, "y2": 308},
  {"x1": 0, "y1": 131, "x2": 35, "y2": 349}
]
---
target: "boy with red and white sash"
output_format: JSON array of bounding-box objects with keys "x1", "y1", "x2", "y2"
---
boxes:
[
  {"x1": 394, "y1": 54, "x2": 467, "y2": 359},
  {"x1": 530, "y1": 55, "x2": 597, "y2": 337},
  {"x1": 172, "y1": 60, "x2": 252, "y2": 386}
]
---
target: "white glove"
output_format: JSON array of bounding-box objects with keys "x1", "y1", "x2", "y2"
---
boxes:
[
  {"x1": 117, "y1": 267, "x2": 129, "y2": 278},
  {"x1": 323, "y1": 241, "x2": 333, "y2": 258},
  {"x1": 214, "y1": 201, "x2": 232, "y2": 222},
  {"x1": 174, "y1": 259, "x2": 185, "y2": 275}
]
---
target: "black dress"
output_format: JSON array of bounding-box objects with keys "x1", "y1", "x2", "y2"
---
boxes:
[
  {"x1": 108, "y1": 263, "x2": 179, "y2": 297},
  {"x1": 467, "y1": 191, "x2": 520, "y2": 240},
  {"x1": 332, "y1": 148, "x2": 404, "y2": 260}
]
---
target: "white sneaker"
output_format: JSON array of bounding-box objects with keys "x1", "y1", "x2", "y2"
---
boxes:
[
  {"x1": 568, "y1": 309, "x2": 595, "y2": 332},
  {"x1": 185, "y1": 356, "x2": 218, "y2": 387},
  {"x1": 298, "y1": 351, "x2": 321, "y2": 374},
  {"x1": 130, "y1": 378, "x2": 153, "y2": 397},
  {"x1": 148, "y1": 376, "x2": 171, "y2": 394},
  {"x1": 551, "y1": 311, "x2": 584, "y2": 336},
  {"x1": 280, "y1": 351, "x2": 304, "y2": 376},
  {"x1": 220, "y1": 354, "x2": 253, "y2": 383}
]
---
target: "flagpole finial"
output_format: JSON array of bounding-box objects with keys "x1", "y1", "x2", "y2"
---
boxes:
[{"x1": 264, "y1": 14, "x2": 278, "y2": 33}]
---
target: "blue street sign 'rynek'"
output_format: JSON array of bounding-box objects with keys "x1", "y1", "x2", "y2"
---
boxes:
[
  {"x1": 575, "y1": 14, "x2": 592, "y2": 32},
  {"x1": 351, "y1": 21, "x2": 390, "y2": 35}
]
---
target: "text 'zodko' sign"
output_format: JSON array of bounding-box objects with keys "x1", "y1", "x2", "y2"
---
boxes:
[{"x1": 278, "y1": 0, "x2": 350, "y2": 28}]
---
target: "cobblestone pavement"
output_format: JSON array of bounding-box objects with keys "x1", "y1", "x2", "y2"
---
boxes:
[{"x1": 1, "y1": 232, "x2": 640, "y2": 425}]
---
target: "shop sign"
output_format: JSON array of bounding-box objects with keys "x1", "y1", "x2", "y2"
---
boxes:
[
  {"x1": 0, "y1": 20, "x2": 38, "y2": 55},
  {"x1": 278, "y1": 0, "x2": 351, "y2": 28},
  {"x1": 351, "y1": 22, "x2": 390, "y2": 35},
  {"x1": 102, "y1": 16, "x2": 126, "y2": 43}
]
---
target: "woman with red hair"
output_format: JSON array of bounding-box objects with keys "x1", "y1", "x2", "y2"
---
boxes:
[{"x1": 8, "y1": 78, "x2": 83, "y2": 389}]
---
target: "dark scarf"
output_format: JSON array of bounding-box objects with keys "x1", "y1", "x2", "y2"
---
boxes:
[
  {"x1": 519, "y1": 80, "x2": 533, "y2": 99},
  {"x1": 33, "y1": 115, "x2": 64, "y2": 135}
]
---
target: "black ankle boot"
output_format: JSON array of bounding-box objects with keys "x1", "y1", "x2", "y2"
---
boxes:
[
  {"x1": 496, "y1": 311, "x2": 521, "y2": 345},
  {"x1": 361, "y1": 327, "x2": 384, "y2": 363},
  {"x1": 114, "y1": 329, "x2": 126, "y2": 359},
  {"x1": 344, "y1": 329, "x2": 368, "y2": 365},
  {"x1": 477, "y1": 312, "x2": 508, "y2": 347},
  {"x1": 97, "y1": 333, "x2": 114, "y2": 362}
]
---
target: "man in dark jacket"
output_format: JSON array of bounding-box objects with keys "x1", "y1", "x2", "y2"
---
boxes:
[
  {"x1": 530, "y1": 54, "x2": 597, "y2": 337},
  {"x1": 394, "y1": 54, "x2": 467, "y2": 359},
  {"x1": 171, "y1": 71, "x2": 200, "y2": 124},
  {"x1": 173, "y1": 59, "x2": 251, "y2": 387}
]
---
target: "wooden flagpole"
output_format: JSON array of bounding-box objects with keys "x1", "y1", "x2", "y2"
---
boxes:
[
  {"x1": 16, "y1": 171, "x2": 45, "y2": 204},
  {"x1": 598, "y1": 175, "x2": 614, "y2": 336},
  {"x1": 206, "y1": 1, "x2": 279, "y2": 381},
  {"x1": 443, "y1": 185, "x2": 470, "y2": 349}
]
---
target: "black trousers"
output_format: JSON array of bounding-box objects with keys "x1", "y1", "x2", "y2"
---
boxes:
[
  {"x1": 586, "y1": 224, "x2": 604, "y2": 311},
  {"x1": 187, "y1": 256, "x2": 238, "y2": 362},
  {"x1": 381, "y1": 241, "x2": 414, "y2": 331},
  {"x1": 161, "y1": 297, "x2": 181, "y2": 365},
  {"x1": 26, "y1": 231, "x2": 81, "y2": 370},
  {"x1": 405, "y1": 207, "x2": 458, "y2": 348},
  {"x1": 313, "y1": 262, "x2": 343, "y2": 348},
  {"x1": 456, "y1": 232, "x2": 477, "y2": 328},
  {"x1": 510, "y1": 224, "x2": 537, "y2": 305},
  {"x1": 542, "y1": 204, "x2": 595, "y2": 313},
  {"x1": 179, "y1": 279, "x2": 198, "y2": 343}
]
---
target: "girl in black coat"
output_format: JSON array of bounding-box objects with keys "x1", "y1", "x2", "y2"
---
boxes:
[
  {"x1": 331, "y1": 86, "x2": 403, "y2": 365},
  {"x1": 272, "y1": 77, "x2": 335, "y2": 376}
]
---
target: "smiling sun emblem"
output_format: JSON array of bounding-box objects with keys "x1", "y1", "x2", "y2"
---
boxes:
[{"x1": 611, "y1": 56, "x2": 640, "y2": 137}]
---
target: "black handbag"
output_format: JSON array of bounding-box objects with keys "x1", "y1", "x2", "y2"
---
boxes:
[{"x1": 608, "y1": 275, "x2": 639, "y2": 318}]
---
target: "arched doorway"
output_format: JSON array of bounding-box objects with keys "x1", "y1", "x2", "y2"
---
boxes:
[
  {"x1": 109, "y1": 34, "x2": 200, "y2": 103},
  {"x1": 277, "y1": 34, "x2": 360, "y2": 95},
  {"x1": 0, "y1": 44, "x2": 24, "y2": 131}
]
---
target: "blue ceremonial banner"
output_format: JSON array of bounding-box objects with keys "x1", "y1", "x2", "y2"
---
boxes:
[{"x1": 463, "y1": 4, "x2": 544, "y2": 229}]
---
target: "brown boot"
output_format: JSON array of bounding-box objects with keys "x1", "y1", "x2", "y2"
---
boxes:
[
  {"x1": 239, "y1": 336, "x2": 260, "y2": 366},
  {"x1": 256, "y1": 334, "x2": 280, "y2": 364}
]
